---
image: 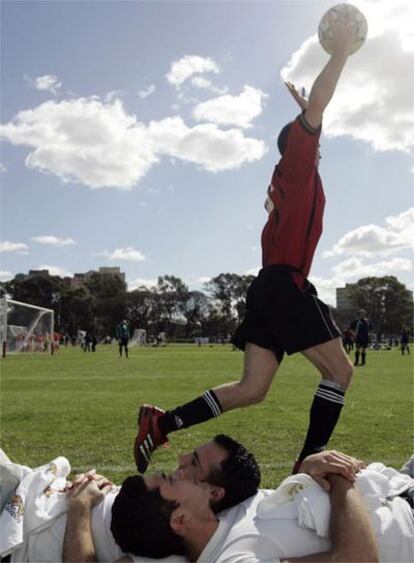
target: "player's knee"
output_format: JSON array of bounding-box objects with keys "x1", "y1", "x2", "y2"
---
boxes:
[
  {"x1": 333, "y1": 358, "x2": 354, "y2": 390},
  {"x1": 238, "y1": 383, "x2": 268, "y2": 405}
]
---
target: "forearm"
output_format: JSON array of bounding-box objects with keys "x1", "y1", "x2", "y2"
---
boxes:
[
  {"x1": 306, "y1": 50, "x2": 348, "y2": 120},
  {"x1": 63, "y1": 502, "x2": 97, "y2": 563},
  {"x1": 327, "y1": 475, "x2": 379, "y2": 562},
  {"x1": 283, "y1": 475, "x2": 378, "y2": 563}
]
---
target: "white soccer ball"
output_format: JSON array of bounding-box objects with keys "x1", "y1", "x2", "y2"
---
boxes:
[{"x1": 318, "y1": 3, "x2": 368, "y2": 55}]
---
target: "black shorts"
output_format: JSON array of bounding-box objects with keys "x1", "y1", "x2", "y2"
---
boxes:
[
  {"x1": 355, "y1": 338, "x2": 369, "y2": 348},
  {"x1": 119, "y1": 337, "x2": 129, "y2": 346},
  {"x1": 232, "y1": 265, "x2": 341, "y2": 364}
]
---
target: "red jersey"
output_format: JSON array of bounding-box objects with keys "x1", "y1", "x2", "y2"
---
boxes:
[{"x1": 261, "y1": 113, "x2": 324, "y2": 286}]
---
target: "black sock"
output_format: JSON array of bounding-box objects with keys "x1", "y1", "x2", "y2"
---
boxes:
[
  {"x1": 298, "y1": 380, "x2": 345, "y2": 462},
  {"x1": 354, "y1": 351, "x2": 360, "y2": 364},
  {"x1": 159, "y1": 390, "x2": 223, "y2": 435},
  {"x1": 361, "y1": 352, "x2": 366, "y2": 364}
]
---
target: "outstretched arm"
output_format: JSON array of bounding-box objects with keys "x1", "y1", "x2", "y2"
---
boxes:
[
  {"x1": 304, "y1": 13, "x2": 356, "y2": 129},
  {"x1": 282, "y1": 474, "x2": 379, "y2": 563}
]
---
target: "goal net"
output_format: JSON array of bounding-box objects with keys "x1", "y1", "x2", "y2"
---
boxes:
[
  {"x1": 1, "y1": 298, "x2": 55, "y2": 357},
  {"x1": 130, "y1": 328, "x2": 146, "y2": 347}
]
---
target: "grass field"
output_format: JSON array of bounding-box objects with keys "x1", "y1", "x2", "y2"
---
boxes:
[{"x1": 1, "y1": 344, "x2": 412, "y2": 487}]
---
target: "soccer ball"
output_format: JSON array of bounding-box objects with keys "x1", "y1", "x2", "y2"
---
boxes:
[{"x1": 318, "y1": 3, "x2": 368, "y2": 55}]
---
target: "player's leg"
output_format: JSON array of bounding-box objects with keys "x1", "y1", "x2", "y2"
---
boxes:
[
  {"x1": 297, "y1": 337, "x2": 353, "y2": 463},
  {"x1": 119, "y1": 340, "x2": 123, "y2": 357},
  {"x1": 354, "y1": 344, "x2": 361, "y2": 366},
  {"x1": 125, "y1": 339, "x2": 129, "y2": 358},
  {"x1": 361, "y1": 345, "x2": 367, "y2": 365},
  {"x1": 134, "y1": 343, "x2": 279, "y2": 472},
  {"x1": 159, "y1": 342, "x2": 278, "y2": 431}
]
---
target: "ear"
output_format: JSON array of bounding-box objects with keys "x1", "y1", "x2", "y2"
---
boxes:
[
  {"x1": 170, "y1": 507, "x2": 191, "y2": 536},
  {"x1": 209, "y1": 485, "x2": 225, "y2": 504}
]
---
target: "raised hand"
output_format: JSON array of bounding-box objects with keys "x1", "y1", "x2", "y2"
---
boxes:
[
  {"x1": 326, "y1": 11, "x2": 357, "y2": 56},
  {"x1": 285, "y1": 81, "x2": 308, "y2": 111}
]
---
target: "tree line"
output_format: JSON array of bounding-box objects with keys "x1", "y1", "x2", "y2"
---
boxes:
[{"x1": 2, "y1": 274, "x2": 412, "y2": 341}]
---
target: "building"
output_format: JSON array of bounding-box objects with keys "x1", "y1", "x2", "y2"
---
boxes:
[
  {"x1": 12, "y1": 267, "x2": 126, "y2": 289},
  {"x1": 336, "y1": 284, "x2": 356, "y2": 311}
]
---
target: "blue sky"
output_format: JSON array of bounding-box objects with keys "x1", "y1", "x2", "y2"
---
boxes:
[{"x1": 1, "y1": 0, "x2": 413, "y2": 305}]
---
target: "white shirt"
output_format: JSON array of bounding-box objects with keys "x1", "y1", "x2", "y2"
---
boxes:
[{"x1": 198, "y1": 465, "x2": 414, "y2": 563}]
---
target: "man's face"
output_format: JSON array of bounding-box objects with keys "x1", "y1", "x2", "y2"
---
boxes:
[
  {"x1": 144, "y1": 473, "x2": 211, "y2": 513},
  {"x1": 173, "y1": 440, "x2": 228, "y2": 482}
]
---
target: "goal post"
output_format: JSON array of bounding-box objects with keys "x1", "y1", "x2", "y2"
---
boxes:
[{"x1": 1, "y1": 298, "x2": 55, "y2": 358}]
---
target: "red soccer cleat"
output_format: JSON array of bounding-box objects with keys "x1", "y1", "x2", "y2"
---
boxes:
[{"x1": 134, "y1": 405, "x2": 169, "y2": 473}]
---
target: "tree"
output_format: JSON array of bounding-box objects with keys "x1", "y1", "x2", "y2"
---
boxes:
[
  {"x1": 85, "y1": 273, "x2": 127, "y2": 336},
  {"x1": 4, "y1": 276, "x2": 64, "y2": 311},
  {"x1": 59, "y1": 287, "x2": 95, "y2": 336},
  {"x1": 204, "y1": 273, "x2": 253, "y2": 336},
  {"x1": 155, "y1": 276, "x2": 189, "y2": 337},
  {"x1": 182, "y1": 291, "x2": 211, "y2": 337},
  {"x1": 348, "y1": 276, "x2": 413, "y2": 337}
]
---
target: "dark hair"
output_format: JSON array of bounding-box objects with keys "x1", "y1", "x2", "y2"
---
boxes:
[
  {"x1": 207, "y1": 434, "x2": 261, "y2": 512},
  {"x1": 111, "y1": 475, "x2": 185, "y2": 558},
  {"x1": 277, "y1": 121, "x2": 293, "y2": 155}
]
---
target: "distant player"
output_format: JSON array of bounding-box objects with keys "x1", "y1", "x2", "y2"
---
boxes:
[
  {"x1": 350, "y1": 310, "x2": 373, "y2": 366},
  {"x1": 400, "y1": 329, "x2": 410, "y2": 355},
  {"x1": 342, "y1": 327, "x2": 354, "y2": 354},
  {"x1": 134, "y1": 13, "x2": 357, "y2": 474},
  {"x1": 116, "y1": 320, "x2": 130, "y2": 358}
]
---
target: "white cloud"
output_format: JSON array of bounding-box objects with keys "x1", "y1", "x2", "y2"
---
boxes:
[
  {"x1": 138, "y1": 85, "x2": 156, "y2": 99},
  {"x1": 193, "y1": 86, "x2": 267, "y2": 129},
  {"x1": 0, "y1": 97, "x2": 159, "y2": 189},
  {"x1": 93, "y1": 248, "x2": 146, "y2": 261},
  {"x1": 281, "y1": 0, "x2": 414, "y2": 153},
  {"x1": 128, "y1": 277, "x2": 158, "y2": 291},
  {"x1": 0, "y1": 96, "x2": 267, "y2": 189},
  {"x1": 110, "y1": 247, "x2": 146, "y2": 262},
  {"x1": 332, "y1": 256, "x2": 413, "y2": 278},
  {"x1": 0, "y1": 271, "x2": 13, "y2": 282},
  {"x1": 34, "y1": 75, "x2": 62, "y2": 95},
  {"x1": 166, "y1": 55, "x2": 220, "y2": 88},
  {"x1": 105, "y1": 90, "x2": 124, "y2": 103},
  {"x1": 191, "y1": 77, "x2": 228, "y2": 95},
  {"x1": 245, "y1": 266, "x2": 260, "y2": 277},
  {"x1": 0, "y1": 241, "x2": 29, "y2": 254},
  {"x1": 0, "y1": 163, "x2": 6, "y2": 173},
  {"x1": 37, "y1": 265, "x2": 72, "y2": 277},
  {"x1": 148, "y1": 116, "x2": 267, "y2": 172},
  {"x1": 311, "y1": 255, "x2": 413, "y2": 306},
  {"x1": 197, "y1": 276, "x2": 212, "y2": 284},
  {"x1": 323, "y1": 208, "x2": 414, "y2": 257},
  {"x1": 31, "y1": 235, "x2": 76, "y2": 246}
]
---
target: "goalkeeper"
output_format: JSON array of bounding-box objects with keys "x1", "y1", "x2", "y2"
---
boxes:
[{"x1": 135, "y1": 14, "x2": 356, "y2": 474}]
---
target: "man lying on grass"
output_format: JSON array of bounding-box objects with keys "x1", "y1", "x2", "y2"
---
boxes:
[
  {"x1": 64, "y1": 450, "x2": 413, "y2": 563},
  {"x1": 1, "y1": 442, "x2": 413, "y2": 562},
  {"x1": 0, "y1": 435, "x2": 259, "y2": 562}
]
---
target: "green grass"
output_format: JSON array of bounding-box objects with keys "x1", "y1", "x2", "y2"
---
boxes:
[{"x1": 1, "y1": 344, "x2": 412, "y2": 488}]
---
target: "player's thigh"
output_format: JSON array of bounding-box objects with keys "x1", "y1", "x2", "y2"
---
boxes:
[
  {"x1": 239, "y1": 342, "x2": 279, "y2": 397},
  {"x1": 301, "y1": 337, "x2": 353, "y2": 389}
]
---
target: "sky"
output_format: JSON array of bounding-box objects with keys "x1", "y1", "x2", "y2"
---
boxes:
[{"x1": 1, "y1": 0, "x2": 413, "y2": 306}]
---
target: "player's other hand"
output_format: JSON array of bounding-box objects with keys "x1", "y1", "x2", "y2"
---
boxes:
[
  {"x1": 285, "y1": 81, "x2": 308, "y2": 111},
  {"x1": 299, "y1": 450, "x2": 366, "y2": 492},
  {"x1": 66, "y1": 470, "x2": 113, "y2": 509}
]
